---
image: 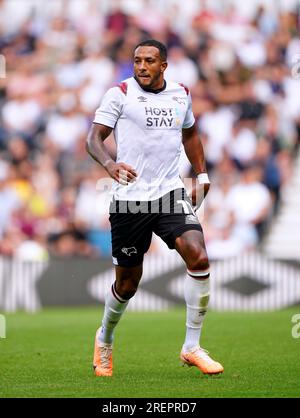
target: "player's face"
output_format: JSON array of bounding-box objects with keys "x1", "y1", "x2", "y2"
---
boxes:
[{"x1": 134, "y1": 46, "x2": 167, "y2": 90}]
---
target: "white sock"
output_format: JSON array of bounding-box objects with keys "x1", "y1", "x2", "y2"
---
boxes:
[
  {"x1": 183, "y1": 268, "x2": 210, "y2": 352},
  {"x1": 98, "y1": 282, "x2": 129, "y2": 344}
]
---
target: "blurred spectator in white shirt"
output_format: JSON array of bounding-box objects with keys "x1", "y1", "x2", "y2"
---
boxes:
[
  {"x1": 46, "y1": 92, "x2": 87, "y2": 152},
  {"x1": 74, "y1": 167, "x2": 112, "y2": 230},
  {"x1": 225, "y1": 164, "x2": 272, "y2": 237},
  {"x1": 165, "y1": 46, "x2": 199, "y2": 88},
  {"x1": 199, "y1": 101, "x2": 235, "y2": 167},
  {"x1": 226, "y1": 120, "x2": 257, "y2": 168},
  {"x1": 2, "y1": 93, "x2": 42, "y2": 142}
]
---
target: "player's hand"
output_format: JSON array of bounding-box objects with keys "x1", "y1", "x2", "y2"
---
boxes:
[
  {"x1": 190, "y1": 182, "x2": 210, "y2": 211},
  {"x1": 105, "y1": 161, "x2": 137, "y2": 185}
]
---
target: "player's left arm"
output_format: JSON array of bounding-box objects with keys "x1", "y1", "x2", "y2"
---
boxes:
[{"x1": 182, "y1": 123, "x2": 210, "y2": 210}]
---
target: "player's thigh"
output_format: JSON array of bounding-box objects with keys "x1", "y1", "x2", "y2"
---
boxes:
[
  {"x1": 153, "y1": 211, "x2": 203, "y2": 251},
  {"x1": 153, "y1": 188, "x2": 201, "y2": 246},
  {"x1": 109, "y1": 212, "x2": 154, "y2": 267},
  {"x1": 174, "y1": 229, "x2": 209, "y2": 268}
]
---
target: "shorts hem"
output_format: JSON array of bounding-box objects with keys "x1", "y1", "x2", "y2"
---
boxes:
[
  {"x1": 166, "y1": 224, "x2": 202, "y2": 249},
  {"x1": 112, "y1": 255, "x2": 144, "y2": 268}
]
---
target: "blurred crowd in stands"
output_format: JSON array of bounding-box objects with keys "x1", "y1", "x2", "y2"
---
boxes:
[{"x1": 0, "y1": 0, "x2": 300, "y2": 260}]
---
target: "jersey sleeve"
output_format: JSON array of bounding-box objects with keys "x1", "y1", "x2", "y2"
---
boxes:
[
  {"x1": 182, "y1": 93, "x2": 195, "y2": 129},
  {"x1": 93, "y1": 87, "x2": 124, "y2": 128}
]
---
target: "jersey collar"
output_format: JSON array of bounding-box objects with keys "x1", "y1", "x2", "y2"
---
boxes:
[{"x1": 134, "y1": 76, "x2": 167, "y2": 94}]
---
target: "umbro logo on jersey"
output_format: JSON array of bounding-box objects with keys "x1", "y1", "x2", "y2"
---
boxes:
[
  {"x1": 172, "y1": 96, "x2": 186, "y2": 105},
  {"x1": 137, "y1": 96, "x2": 147, "y2": 102}
]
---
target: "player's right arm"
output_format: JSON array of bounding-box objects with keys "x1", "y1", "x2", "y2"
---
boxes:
[{"x1": 86, "y1": 123, "x2": 137, "y2": 184}]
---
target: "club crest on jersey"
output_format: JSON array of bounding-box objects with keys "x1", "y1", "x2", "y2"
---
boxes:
[
  {"x1": 121, "y1": 247, "x2": 138, "y2": 256},
  {"x1": 172, "y1": 96, "x2": 186, "y2": 105},
  {"x1": 137, "y1": 96, "x2": 147, "y2": 102}
]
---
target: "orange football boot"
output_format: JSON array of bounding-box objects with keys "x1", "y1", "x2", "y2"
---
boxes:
[
  {"x1": 93, "y1": 328, "x2": 113, "y2": 377},
  {"x1": 180, "y1": 346, "x2": 224, "y2": 375}
]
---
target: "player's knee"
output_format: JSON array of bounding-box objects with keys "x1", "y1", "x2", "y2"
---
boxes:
[
  {"x1": 120, "y1": 287, "x2": 137, "y2": 300},
  {"x1": 186, "y1": 244, "x2": 209, "y2": 271},
  {"x1": 194, "y1": 255, "x2": 209, "y2": 271},
  {"x1": 115, "y1": 265, "x2": 142, "y2": 299},
  {"x1": 116, "y1": 281, "x2": 138, "y2": 300}
]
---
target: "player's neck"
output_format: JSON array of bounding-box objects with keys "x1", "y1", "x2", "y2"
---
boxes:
[{"x1": 134, "y1": 76, "x2": 166, "y2": 94}]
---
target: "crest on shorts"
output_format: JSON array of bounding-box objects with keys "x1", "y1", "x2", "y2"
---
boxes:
[{"x1": 121, "y1": 247, "x2": 138, "y2": 256}]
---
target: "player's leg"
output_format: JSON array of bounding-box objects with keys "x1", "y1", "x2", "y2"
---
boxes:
[
  {"x1": 153, "y1": 187, "x2": 223, "y2": 374},
  {"x1": 93, "y1": 264, "x2": 143, "y2": 377},
  {"x1": 175, "y1": 229, "x2": 209, "y2": 348},
  {"x1": 93, "y1": 207, "x2": 153, "y2": 376},
  {"x1": 99, "y1": 264, "x2": 143, "y2": 345},
  {"x1": 175, "y1": 230, "x2": 223, "y2": 374},
  {"x1": 153, "y1": 190, "x2": 211, "y2": 355},
  {"x1": 153, "y1": 189, "x2": 211, "y2": 353}
]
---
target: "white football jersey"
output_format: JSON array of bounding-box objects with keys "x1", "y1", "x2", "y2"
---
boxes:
[{"x1": 93, "y1": 77, "x2": 195, "y2": 201}]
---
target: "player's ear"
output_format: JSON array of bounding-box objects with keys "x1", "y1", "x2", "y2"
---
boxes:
[{"x1": 161, "y1": 61, "x2": 168, "y2": 73}]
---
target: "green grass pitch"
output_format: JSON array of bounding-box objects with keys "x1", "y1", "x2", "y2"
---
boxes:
[{"x1": 1, "y1": 306, "x2": 300, "y2": 398}]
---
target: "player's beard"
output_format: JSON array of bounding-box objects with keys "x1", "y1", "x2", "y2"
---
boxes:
[{"x1": 135, "y1": 71, "x2": 163, "y2": 91}]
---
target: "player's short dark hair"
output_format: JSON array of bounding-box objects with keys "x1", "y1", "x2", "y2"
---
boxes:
[{"x1": 134, "y1": 40, "x2": 167, "y2": 61}]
